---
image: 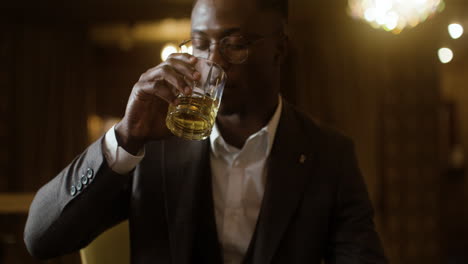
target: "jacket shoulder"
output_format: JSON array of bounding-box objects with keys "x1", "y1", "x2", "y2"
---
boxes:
[{"x1": 284, "y1": 102, "x2": 354, "y2": 151}]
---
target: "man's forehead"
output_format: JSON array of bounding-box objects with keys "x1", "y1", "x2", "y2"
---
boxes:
[
  {"x1": 192, "y1": 0, "x2": 258, "y2": 14},
  {"x1": 191, "y1": 0, "x2": 278, "y2": 35}
]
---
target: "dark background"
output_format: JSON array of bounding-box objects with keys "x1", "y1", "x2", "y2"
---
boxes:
[{"x1": 1, "y1": 0, "x2": 467, "y2": 263}]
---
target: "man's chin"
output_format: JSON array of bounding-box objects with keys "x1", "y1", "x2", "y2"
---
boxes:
[
  {"x1": 218, "y1": 88, "x2": 247, "y2": 115},
  {"x1": 217, "y1": 103, "x2": 237, "y2": 116},
  {"x1": 218, "y1": 93, "x2": 239, "y2": 115}
]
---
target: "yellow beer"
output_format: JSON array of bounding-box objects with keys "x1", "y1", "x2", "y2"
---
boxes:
[{"x1": 166, "y1": 93, "x2": 218, "y2": 140}]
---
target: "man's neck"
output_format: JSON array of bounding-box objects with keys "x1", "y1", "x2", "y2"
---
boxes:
[{"x1": 215, "y1": 97, "x2": 279, "y2": 149}]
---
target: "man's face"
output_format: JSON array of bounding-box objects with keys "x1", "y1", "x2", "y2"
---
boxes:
[{"x1": 191, "y1": 0, "x2": 284, "y2": 115}]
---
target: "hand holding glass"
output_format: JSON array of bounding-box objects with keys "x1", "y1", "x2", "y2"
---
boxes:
[{"x1": 166, "y1": 58, "x2": 227, "y2": 140}]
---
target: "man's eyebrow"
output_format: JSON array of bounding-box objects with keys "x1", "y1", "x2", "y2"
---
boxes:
[
  {"x1": 191, "y1": 30, "x2": 207, "y2": 36},
  {"x1": 191, "y1": 28, "x2": 242, "y2": 37},
  {"x1": 222, "y1": 28, "x2": 242, "y2": 36}
]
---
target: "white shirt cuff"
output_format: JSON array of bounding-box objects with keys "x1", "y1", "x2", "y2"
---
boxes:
[{"x1": 102, "y1": 125, "x2": 145, "y2": 175}]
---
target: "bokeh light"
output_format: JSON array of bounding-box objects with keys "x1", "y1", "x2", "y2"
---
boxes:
[
  {"x1": 179, "y1": 44, "x2": 193, "y2": 55},
  {"x1": 161, "y1": 44, "x2": 178, "y2": 61},
  {"x1": 438, "y1": 47, "x2": 453, "y2": 64},
  {"x1": 348, "y1": 0, "x2": 445, "y2": 34},
  {"x1": 161, "y1": 43, "x2": 192, "y2": 61},
  {"x1": 448, "y1": 23, "x2": 464, "y2": 39}
]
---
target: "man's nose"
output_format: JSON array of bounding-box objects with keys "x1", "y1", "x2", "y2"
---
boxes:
[{"x1": 208, "y1": 45, "x2": 229, "y2": 70}]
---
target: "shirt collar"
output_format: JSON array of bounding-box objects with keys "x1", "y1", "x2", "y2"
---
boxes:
[{"x1": 209, "y1": 95, "x2": 283, "y2": 159}]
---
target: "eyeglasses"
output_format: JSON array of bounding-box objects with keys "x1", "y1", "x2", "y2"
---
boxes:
[{"x1": 179, "y1": 31, "x2": 283, "y2": 64}]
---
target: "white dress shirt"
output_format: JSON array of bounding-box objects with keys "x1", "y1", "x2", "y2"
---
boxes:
[{"x1": 102, "y1": 96, "x2": 282, "y2": 264}]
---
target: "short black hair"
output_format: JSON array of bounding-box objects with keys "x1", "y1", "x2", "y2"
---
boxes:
[{"x1": 192, "y1": 0, "x2": 289, "y2": 21}]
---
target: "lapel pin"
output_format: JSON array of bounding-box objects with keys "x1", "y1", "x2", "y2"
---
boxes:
[{"x1": 299, "y1": 154, "x2": 306, "y2": 164}]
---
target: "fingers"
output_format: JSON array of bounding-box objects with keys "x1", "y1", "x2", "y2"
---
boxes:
[
  {"x1": 137, "y1": 65, "x2": 189, "y2": 104},
  {"x1": 140, "y1": 53, "x2": 199, "y2": 84},
  {"x1": 167, "y1": 53, "x2": 198, "y2": 64},
  {"x1": 136, "y1": 80, "x2": 177, "y2": 104},
  {"x1": 135, "y1": 53, "x2": 201, "y2": 104},
  {"x1": 165, "y1": 57, "x2": 202, "y2": 85},
  {"x1": 161, "y1": 65, "x2": 192, "y2": 93}
]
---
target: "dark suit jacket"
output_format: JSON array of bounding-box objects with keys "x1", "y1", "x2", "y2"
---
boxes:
[{"x1": 24, "y1": 101, "x2": 388, "y2": 264}]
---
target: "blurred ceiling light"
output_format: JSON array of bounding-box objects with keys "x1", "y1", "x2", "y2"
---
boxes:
[
  {"x1": 438, "y1": 47, "x2": 453, "y2": 64},
  {"x1": 179, "y1": 44, "x2": 193, "y2": 54},
  {"x1": 161, "y1": 44, "x2": 178, "y2": 61},
  {"x1": 448, "y1": 23, "x2": 464, "y2": 39},
  {"x1": 161, "y1": 43, "x2": 193, "y2": 61},
  {"x1": 348, "y1": 0, "x2": 445, "y2": 34},
  {"x1": 133, "y1": 19, "x2": 191, "y2": 42},
  {"x1": 90, "y1": 19, "x2": 191, "y2": 47}
]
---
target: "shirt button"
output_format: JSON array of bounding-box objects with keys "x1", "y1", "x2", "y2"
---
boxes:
[
  {"x1": 86, "y1": 168, "x2": 94, "y2": 179},
  {"x1": 81, "y1": 175, "x2": 89, "y2": 185},
  {"x1": 70, "y1": 186, "x2": 77, "y2": 196},
  {"x1": 76, "y1": 181, "x2": 83, "y2": 191}
]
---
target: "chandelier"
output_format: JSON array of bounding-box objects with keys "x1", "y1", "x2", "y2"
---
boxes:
[{"x1": 348, "y1": 0, "x2": 445, "y2": 34}]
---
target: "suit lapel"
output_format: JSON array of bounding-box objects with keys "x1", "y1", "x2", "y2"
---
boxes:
[
  {"x1": 162, "y1": 138, "x2": 219, "y2": 264},
  {"x1": 251, "y1": 102, "x2": 319, "y2": 264},
  {"x1": 160, "y1": 102, "x2": 319, "y2": 264}
]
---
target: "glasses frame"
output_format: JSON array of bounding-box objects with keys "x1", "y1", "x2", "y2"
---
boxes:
[{"x1": 179, "y1": 30, "x2": 284, "y2": 64}]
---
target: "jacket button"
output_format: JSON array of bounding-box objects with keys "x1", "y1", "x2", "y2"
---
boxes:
[
  {"x1": 71, "y1": 186, "x2": 77, "y2": 196},
  {"x1": 81, "y1": 175, "x2": 89, "y2": 185},
  {"x1": 76, "y1": 181, "x2": 83, "y2": 191},
  {"x1": 86, "y1": 168, "x2": 94, "y2": 179}
]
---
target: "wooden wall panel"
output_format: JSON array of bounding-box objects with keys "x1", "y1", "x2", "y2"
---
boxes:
[
  {"x1": 289, "y1": 1, "x2": 447, "y2": 263},
  {"x1": 0, "y1": 24, "x2": 92, "y2": 263}
]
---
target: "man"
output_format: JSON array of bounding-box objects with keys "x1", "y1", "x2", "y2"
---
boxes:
[{"x1": 24, "y1": 0, "x2": 388, "y2": 263}]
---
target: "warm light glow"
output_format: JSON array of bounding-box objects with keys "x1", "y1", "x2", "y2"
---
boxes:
[
  {"x1": 348, "y1": 0, "x2": 445, "y2": 34},
  {"x1": 364, "y1": 8, "x2": 376, "y2": 22},
  {"x1": 87, "y1": 115, "x2": 120, "y2": 143},
  {"x1": 161, "y1": 44, "x2": 178, "y2": 61},
  {"x1": 90, "y1": 19, "x2": 191, "y2": 47},
  {"x1": 448, "y1": 23, "x2": 464, "y2": 39},
  {"x1": 179, "y1": 44, "x2": 193, "y2": 55},
  {"x1": 384, "y1": 11, "x2": 399, "y2": 30},
  {"x1": 438, "y1": 47, "x2": 453, "y2": 64},
  {"x1": 161, "y1": 43, "x2": 192, "y2": 61}
]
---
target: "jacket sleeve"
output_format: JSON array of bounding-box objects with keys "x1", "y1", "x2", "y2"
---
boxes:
[
  {"x1": 24, "y1": 136, "x2": 133, "y2": 260},
  {"x1": 325, "y1": 139, "x2": 388, "y2": 264}
]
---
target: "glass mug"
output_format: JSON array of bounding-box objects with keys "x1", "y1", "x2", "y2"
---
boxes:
[{"x1": 166, "y1": 57, "x2": 227, "y2": 140}]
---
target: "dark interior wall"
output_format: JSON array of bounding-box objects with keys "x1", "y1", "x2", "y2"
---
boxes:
[
  {"x1": 92, "y1": 44, "x2": 167, "y2": 118},
  {"x1": 0, "y1": 18, "x2": 176, "y2": 264},
  {"x1": 0, "y1": 23, "x2": 92, "y2": 264},
  {"x1": 287, "y1": 0, "x2": 465, "y2": 263},
  {"x1": 3, "y1": 25, "x2": 91, "y2": 192},
  {"x1": 440, "y1": 46, "x2": 468, "y2": 264}
]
